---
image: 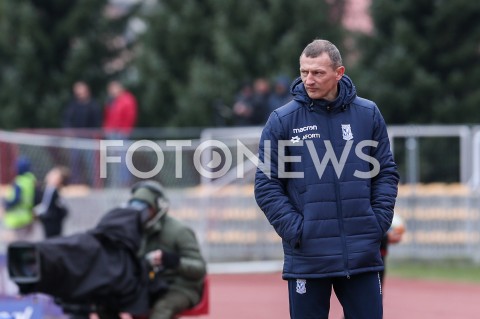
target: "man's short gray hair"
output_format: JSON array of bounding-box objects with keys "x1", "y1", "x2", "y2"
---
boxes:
[{"x1": 300, "y1": 39, "x2": 343, "y2": 69}]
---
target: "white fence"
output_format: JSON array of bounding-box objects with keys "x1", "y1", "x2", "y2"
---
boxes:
[
  {"x1": 0, "y1": 126, "x2": 479, "y2": 263},
  {"x1": 388, "y1": 125, "x2": 472, "y2": 185}
]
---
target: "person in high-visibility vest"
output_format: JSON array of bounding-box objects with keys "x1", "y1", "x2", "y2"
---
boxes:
[{"x1": 2, "y1": 156, "x2": 37, "y2": 233}]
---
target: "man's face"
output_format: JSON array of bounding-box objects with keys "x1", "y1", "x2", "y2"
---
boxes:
[
  {"x1": 299, "y1": 53, "x2": 345, "y2": 101},
  {"x1": 108, "y1": 82, "x2": 122, "y2": 98},
  {"x1": 73, "y1": 82, "x2": 90, "y2": 101}
]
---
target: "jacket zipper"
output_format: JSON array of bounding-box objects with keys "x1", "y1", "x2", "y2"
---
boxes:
[{"x1": 325, "y1": 108, "x2": 351, "y2": 278}]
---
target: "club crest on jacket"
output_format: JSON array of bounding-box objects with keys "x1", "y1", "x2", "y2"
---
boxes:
[{"x1": 342, "y1": 124, "x2": 353, "y2": 141}]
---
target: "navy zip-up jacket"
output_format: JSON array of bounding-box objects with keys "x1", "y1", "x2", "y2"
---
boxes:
[{"x1": 254, "y1": 75, "x2": 399, "y2": 279}]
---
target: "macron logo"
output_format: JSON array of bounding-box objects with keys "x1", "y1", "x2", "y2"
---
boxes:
[
  {"x1": 292, "y1": 125, "x2": 321, "y2": 141},
  {"x1": 293, "y1": 125, "x2": 318, "y2": 133}
]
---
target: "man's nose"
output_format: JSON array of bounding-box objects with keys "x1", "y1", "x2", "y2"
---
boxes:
[{"x1": 305, "y1": 73, "x2": 315, "y2": 84}]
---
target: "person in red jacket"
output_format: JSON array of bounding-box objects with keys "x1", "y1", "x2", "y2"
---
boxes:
[
  {"x1": 104, "y1": 81, "x2": 138, "y2": 137},
  {"x1": 103, "y1": 81, "x2": 138, "y2": 187}
]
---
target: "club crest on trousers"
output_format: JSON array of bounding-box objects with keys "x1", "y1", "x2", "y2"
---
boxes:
[{"x1": 296, "y1": 279, "x2": 307, "y2": 294}]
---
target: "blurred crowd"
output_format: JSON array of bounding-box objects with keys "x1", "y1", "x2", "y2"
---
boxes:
[
  {"x1": 216, "y1": 75, "x2": 293, "y2": 127},
  {"x1": 62, "y1": 80, "x2": 137, "y2": 139},
  {"x1": 64, "y1": 75, "x2": 294, "y2": 134}
]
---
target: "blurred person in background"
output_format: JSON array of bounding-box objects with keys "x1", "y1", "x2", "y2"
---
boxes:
[
  {"x1": 103, "y1": 80, "x2": 138, "y2": 187},
  {"x1": 1, "y1": 156, "x2": 37, "y2": 239},
  {"x1": 255, "y1": 39, "x2": 399, "y2": 319},
  {"x1": 34, "y1": 166, "x2": 70, "y2": 238},
  {"x1": 232, "y1": 81, "x2": 255, "y2": 126},
  {"x1": 62, "y1": 81, "x2": 102, "y2": 185},
  {"x1": 250, "y1": 77, "x2": 271, "y2": 125},
  {"x1": 268, "y1": 75, "x2": 293, "y2": 112},
  {"x1": 232, "y1": 78, "x2": 272, "y2": 126},
  {"x1": 103, "y1": 81, "x2": 138, "y2": 137},
  {"x1": 63, "y1": 81, "x2": 102, "y2": 130}
]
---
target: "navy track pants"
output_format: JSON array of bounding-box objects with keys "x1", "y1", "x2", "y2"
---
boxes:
[{"x1": 288, "y1": 271, "x2": 383, "y2": 319}]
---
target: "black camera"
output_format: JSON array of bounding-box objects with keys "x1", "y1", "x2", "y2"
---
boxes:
[
  {"x1": 7, "y1": 242, "x2": 40, "y2": 285},
  {"x1": 7, "y1": 205, "x2": 152, "y2": 318},
  {"x1": 7, "y1": 242, "x2": 96, "y2": 318}
]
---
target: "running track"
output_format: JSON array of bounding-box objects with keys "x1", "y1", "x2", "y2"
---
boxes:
[{"x1": 193, "y1": 273, "x2": 480, "y2": 318}]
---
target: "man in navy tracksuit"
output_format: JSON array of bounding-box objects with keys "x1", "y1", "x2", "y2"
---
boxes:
[{"x1": 254, "y1": 39, "x2": 399, "y2": 319}]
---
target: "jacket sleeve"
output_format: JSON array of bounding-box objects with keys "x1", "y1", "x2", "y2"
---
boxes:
[
  {"x1": 34, "y1": 185, "x2": 55, "y2": 217},
  {"x1": 175, "y1": 227, "x2": 207, "y2": 280},
  {"x1": 254, "y1": 112, "x2": 303, "y2": 248},
  {"x1": 371, "y1": 105, "x2": 399, "y2": 234}
]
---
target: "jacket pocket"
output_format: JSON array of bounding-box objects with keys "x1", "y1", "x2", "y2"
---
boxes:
[{"x1": 368, "y1": 208, "x2": 384, "y2": 239}]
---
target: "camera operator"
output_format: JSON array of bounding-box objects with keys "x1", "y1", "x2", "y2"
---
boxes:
[
  {"x1": 9, "y1": 180, "x2": 206, "y2": 319},
  {"x1": 93, "y1": 180, "x2": 207, "y2": 319}
]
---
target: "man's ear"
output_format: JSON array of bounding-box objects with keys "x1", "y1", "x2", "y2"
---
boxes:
[{"x1": 336, "y1": 66, "x2": 345, "y2": 80}]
